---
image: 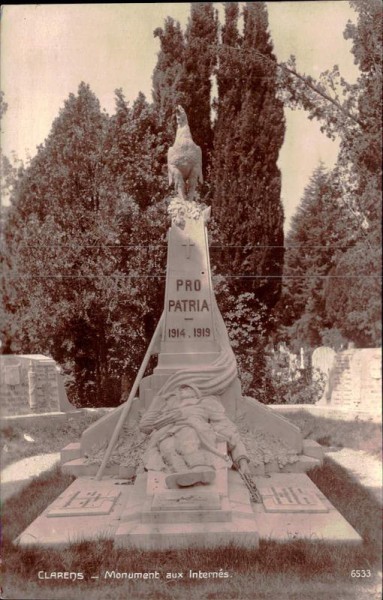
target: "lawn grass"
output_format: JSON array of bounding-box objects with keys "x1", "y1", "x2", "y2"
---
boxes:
[
  {"x1": 278, "y1": 410, "x2": 382, "y2": 458},
  {"x1": 1, "y1": 459, "x2": 381, "y2": 600},
  {"x1": 1, "y1": 411, "x2": 101, "y2": 469}
]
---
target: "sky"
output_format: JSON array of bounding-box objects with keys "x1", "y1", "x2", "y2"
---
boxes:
[{"x1": 0, "y1": 2, "x2": 359, "y2": 230}]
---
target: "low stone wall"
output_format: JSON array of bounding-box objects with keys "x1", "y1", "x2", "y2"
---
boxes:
[
  {"x1": 0, "y1": 354, "x2": 75, "y2": 417},
  {"x1": 0, "y1": 407, "x2": 113, "y2": 428},
  {"x1": 269, "y1": 404, "x2": 381, "y2": 422},
  {"x1": 314, "y1": 348, "x2": 381, "y2": 413}
]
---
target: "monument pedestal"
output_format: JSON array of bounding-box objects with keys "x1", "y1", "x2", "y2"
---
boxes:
[{"x1": 114, "y1": 467, "x2": 259, "y2": 550}]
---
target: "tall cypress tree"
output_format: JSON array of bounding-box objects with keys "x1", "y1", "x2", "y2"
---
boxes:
[
  {"x1": 210, "y1": 2, "x2": 242, "y2": 200},
  {"x1": 211, "y1": 2, "x2": 285, "y2": 314},
  {"x1": 152, "y1": 4, "x2": 218, "y2": 181},
  {"x1": 152, "y1": 17, "x2": 185, "y2": 143},
  {"x1": 210, "y1": 2, "x2": 244, "y2": 273},
  {"x1": 180, "y1": 2, "x2": 218, "y2": 177}
]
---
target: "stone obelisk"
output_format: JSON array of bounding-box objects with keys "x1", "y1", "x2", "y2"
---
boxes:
[{"x1": 139, "y1": 105, "x2": 242, "y2": 414}]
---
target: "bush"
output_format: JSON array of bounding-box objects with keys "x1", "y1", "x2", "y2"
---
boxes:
[{"x1": 251, "y1": 346, "x2": 326, "y2": 405}]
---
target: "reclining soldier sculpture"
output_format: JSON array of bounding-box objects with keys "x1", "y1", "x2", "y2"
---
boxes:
[{"x1": 139, "y1": 383, "x2": 249, "y2": 489}]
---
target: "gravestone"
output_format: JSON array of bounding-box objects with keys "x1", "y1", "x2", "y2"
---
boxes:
[
  {"x1": 16, "y1": 107, "x2": 361, "y2": 550},
  {"x1": 312, "y1": 346, "x2": 336, "y2": 404},
  {"x1": 0, "y1": 354, "x2": 74, "y2": 417},
  {"x1": 312, "y1": 346, "x2": 336, "y2": 377}
]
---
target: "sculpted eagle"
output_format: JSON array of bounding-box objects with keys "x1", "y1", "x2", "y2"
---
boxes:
[{"x1": 167, "y1": 105, "x2": 203, "y2": 202}]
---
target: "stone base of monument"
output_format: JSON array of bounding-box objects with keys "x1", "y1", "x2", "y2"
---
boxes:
[
  {"x1": 113, "y1": 468, "x2": 259, "y2": 549},
  {"x1": 15, "y1": 468, "x2": 361, "y2": 549}
]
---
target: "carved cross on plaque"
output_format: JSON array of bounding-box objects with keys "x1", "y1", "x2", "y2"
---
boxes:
[{"x1": 182, "y1": 238, "x2": 195, "y2": 259}]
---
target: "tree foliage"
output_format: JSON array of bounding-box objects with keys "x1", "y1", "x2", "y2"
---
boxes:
[
  {"x1": 2, "y1": 83, "x2": 168, "y2": 406},
  {"x1": 279, "y1": 165, "x2": 359, "y2": 348},
  {"x1": 211, "y1": 1, "x2": 285, "y2": 313},
  {"x1": 152, "y1": 17, "x2": 185, "y2": 146},
  {"x1": 279, "y1": 0, "x2": 381, "y2": 237},
  {"x1": 102, "y1": 90, "x2": 168, "y2": 210},
  {"x1": 278, "y1": 0, "x2": 382, "y2": 349},
  {"x1": 324, "y1": 241, "x2": 381, "y2": 347},
  {"x1": 181, "y1": 2, "x2": 218, "y2": 177}
]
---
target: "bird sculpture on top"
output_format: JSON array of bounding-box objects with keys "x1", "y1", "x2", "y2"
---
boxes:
[{"x1": 167, "y1": 105, "x2": 203, "y2": 202}]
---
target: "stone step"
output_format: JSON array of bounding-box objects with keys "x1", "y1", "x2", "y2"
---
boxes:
[
  {"x1": 331, "y1": 395, "x2": 357, "y2": 402},
  {"x1": 252, "y1": 473, "x2": 362, "y2": 544},
  {"x1": 332, "y1": 373, "x2": 353, "y2": 377},
  {"x1": 302, "y1": 439, "x2": 324, "y2": 460},
  {"x1": 61, "y1": 458, "x2": 117, "y2": 477},
  {"x1": 61, "y1": 442, "x2": 82, "y2": 463},
  {"x1": 331, "y1": 384, "x2": 354, "y2": 389},
  {"x1": 332, "y1": 370, "x2": 353, "y2": 375},
  {"x1": 261, "y1": 453, "x2": 322, "y2": 475},
  {"x1": 331, "y1": 389, "x2": 354, "y2": 394},
  {"x1": 281, "y1": 456, "x2": 322, "y2": 473},
  {"x1": 141, "y1": 505, "x2": 233, "y2": 524},
  {"x1": 115, "y1": 517, "x2": 259, "y2": 549},
  {"x1": 61, "y1": 457, "x2": 136, "y2": 479},
  {"x1": 150, "y1": 373, "x2": 172, "y2": 390},
  {"x1": 143, "y1": 387, "x2": 153, "y2": 408}
]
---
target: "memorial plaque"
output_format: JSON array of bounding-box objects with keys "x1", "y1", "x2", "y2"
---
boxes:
[
  {"x1": 48, "y1": 487, "x2": 121, "y2": 517},
  {"x1": 162, "y1": 221, "x2": 217, "y2": 351},
  {"x1": 151, "y1": 490, "x2": 221, "y2": 511},
  {"x1": 261, "y1": 486, "x2": 328, "y2": 513}
]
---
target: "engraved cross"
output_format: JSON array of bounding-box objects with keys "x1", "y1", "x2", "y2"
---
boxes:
[{"x1": 182, "y1": 238, "x2": 195, "y2": 259}]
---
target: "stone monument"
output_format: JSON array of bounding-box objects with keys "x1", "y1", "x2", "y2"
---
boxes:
[{"x1": 15, "y1": 107, "x2": 361, "y2": 549}]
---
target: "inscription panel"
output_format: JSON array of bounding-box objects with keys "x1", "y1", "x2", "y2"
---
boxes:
[
  {"x1": 152, "y1": 491, "x2": 221, "y2": 511},
  {"x1": 165, "y1": 276, "x2": 215, "y2": 342},
  {"x1": 162, "y1": 220, "x2": 218, "y2": 352},
  {"x1": 48, "y1": 488, "x2": 121, "y2": 517},
  {"x1": 261, "y1": 486, "x2": 328, "y2": 513}
]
